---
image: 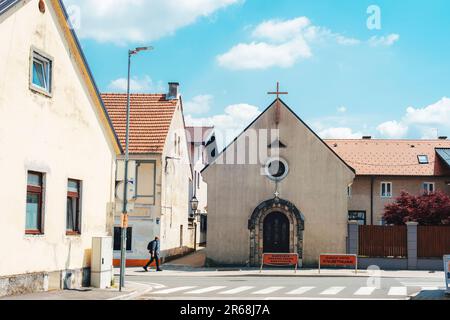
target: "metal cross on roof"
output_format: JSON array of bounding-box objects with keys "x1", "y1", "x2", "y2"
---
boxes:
[
  {"x1": 268, "y1": 82, "x2": 288, "y2": 125},
  {"x1": 267, "y1": 82, "x2": 288, "y2": 100}
]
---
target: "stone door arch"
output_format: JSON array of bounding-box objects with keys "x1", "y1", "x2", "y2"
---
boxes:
[{"x1": 248, "y1": 198, "x2": 305, "y2": 266}]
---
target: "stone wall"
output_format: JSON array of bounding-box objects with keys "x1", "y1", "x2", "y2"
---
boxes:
[{"x1": 0, "y1": 267, "x2": 90, "y2": 298}]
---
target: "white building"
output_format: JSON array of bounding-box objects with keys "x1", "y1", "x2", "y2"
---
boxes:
[
  {"x1": 0, "y1": 0, "x2": 121, "y2": 297},
  {"x1": 102, "y1": 83, "x2": 194, "y2": 267},
  {"x1": 186, "y1": 126, "x2": 218, "y2": 246}
]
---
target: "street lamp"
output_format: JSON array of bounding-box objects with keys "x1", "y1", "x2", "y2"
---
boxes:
[
  {"x1": 190, "y1": 196, "x2": 200, "y2": 251},
  {"x1": 191, "y1": 196, "x2": 199, "y2": 213},
  {"x1": 119, "y1": 45, "x2": 153, "y2": 292}
]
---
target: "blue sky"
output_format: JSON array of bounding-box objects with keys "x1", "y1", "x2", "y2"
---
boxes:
[{"x1": 63, "y1": 0, "x2": 450, "y2": 143}]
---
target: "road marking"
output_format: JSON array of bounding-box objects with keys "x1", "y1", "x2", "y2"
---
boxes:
[
  {"x1": 265, "y1": 297, "x2": 408, "y2": 301},
  {"x1": 219, "y1": 286, "x2": 255, "y2": 295},
  {"x1": 354, "y1": 287, "x2": 377, "y2": 296},
  {"x1": 388, "y1": 287, "x2": 407, "y2": 296},
  {"x1": 400, "y1": 282, "x2": 444, "y2": 287},
  {"x1": 421, "y1": 287, "x2": 439, "y2": 291},
  {"x1": 286, "y1": 287, "x2": 315, "y2": 295},
  {"x1": 320, "y1": 287, "x2": 346, "y2": 295},
  {"x1": 185, "y1": 286, "x2": 227, "y2": 294},
  {"x1": 252, "y1": 287, "x2": 284, "y2": 294},
  {"x1": 153, "y1": 286, "x2": 196, "y2": 294}
]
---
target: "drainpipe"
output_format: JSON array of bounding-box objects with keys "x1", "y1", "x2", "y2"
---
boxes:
[{"x1": 370, "y1": 176, "x2": 375, "y2": 225}]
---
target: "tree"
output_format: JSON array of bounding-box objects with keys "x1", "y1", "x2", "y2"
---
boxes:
[{"x1": 383, "y1": 191, "x2": 450, "y2": 225}]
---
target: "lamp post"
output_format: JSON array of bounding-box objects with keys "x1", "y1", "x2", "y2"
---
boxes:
[
  {"x1": 119, "y1": 46, "x2": 153, "y2": 292},
  {"x1": 190, "y1": 196, "x2": 200, "y2": 251}
]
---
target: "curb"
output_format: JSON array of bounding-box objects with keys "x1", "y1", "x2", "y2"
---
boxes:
[{"x1": 107, "y1": 282, "x2": 161, "y2": 300}]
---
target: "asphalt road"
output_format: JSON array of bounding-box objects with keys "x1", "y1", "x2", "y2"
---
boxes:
[{"x1": 123, "y1": 273, "x2": 446, "y2": 300}]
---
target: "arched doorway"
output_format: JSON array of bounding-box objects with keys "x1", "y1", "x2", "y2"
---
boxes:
[
  {"x1": 263, "y1": 212, "x2": 290, "y2": 253},
  {"x1": 248, "y1": 198, "x2": 305, "y2": 266}
]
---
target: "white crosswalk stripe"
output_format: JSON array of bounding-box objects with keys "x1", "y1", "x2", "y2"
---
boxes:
[
  {"x1": 388, "y1": 287, "x2": 407, "y2": 296},
  {"x1": 286, "y1": 286, "x2": 315, "y2": 295},
  {"x1": 149, "y1": 285, "x2": 413, "y2": 298},
  {"x1": 354, "y1": 287, "x2": 377, "y2": 296},
  {"x1": 185, "y1": 286, "x2": 227, "y2": 294},
  {"x1": 219, "y1": 286, "x2": 255, "y2": 295},
  {"x1": 421, "y1": 287, "x2": 439, "y2": 291},
  {"x1": 252, "y1": 287, "x2": 284, "y2": 294},
  {"x1": 153, "y1": 286, "x2": 196, "y2": 294},
  {"x1": 320, "y1": 287, "x2": 346, "y2": 295}
]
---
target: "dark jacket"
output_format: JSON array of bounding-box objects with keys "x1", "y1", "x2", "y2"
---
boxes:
[{"x1": 148, "y1": 240, "x2": 160, "y2": 256}]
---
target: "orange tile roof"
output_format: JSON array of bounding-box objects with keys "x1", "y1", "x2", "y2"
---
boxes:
[
  {"x1": 101, "y1": 93, "x2": 178, "y2": 154},
  {"x1": 324, "y1": 139, "x2": 450, "y2": 176}
]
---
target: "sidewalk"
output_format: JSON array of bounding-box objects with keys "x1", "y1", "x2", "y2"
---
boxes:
[
  {"x1": 0, "y1": 281, "x2": 155, "y2": 300},
  {"x1": 120, "y1": 248, "x2": 445, "y2": 279},
  {"x1": 122, "y1": 267, "x2": 445, "y2": 279}
]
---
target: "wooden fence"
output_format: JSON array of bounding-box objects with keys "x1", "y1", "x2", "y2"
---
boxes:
[
  {"x1": 418, "y1": 226, "x2": 450, "y2": 258},
  {"x1": 358, "y1": 225, "x2": 407, "y2": 257}
]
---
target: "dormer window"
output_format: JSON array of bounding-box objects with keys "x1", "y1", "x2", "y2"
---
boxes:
[{"x1": 418, "y1": 155, "x2": 429, "y2": 164}]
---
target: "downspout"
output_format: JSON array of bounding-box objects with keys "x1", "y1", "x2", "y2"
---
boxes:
[{"x1": 370, "y1": 176, "x2": 375, "y2": 225}]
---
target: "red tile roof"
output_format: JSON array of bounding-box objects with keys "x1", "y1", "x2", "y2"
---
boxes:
[
  {"x1": 101, "y1": 93, "x2": 178, "y2": 154},
  {"x1": 325, "y1": 139, "x2": 450, "y2": 176}
]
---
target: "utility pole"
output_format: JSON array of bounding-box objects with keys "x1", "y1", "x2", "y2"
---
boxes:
[{"x1": 119, "y1": 46, "x2": 153, "y2": 291}]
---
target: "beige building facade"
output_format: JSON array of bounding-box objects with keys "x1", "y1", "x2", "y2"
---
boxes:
[
  {"x1": 102, "y1": 85, "x2": 193, "y2": 266},
  {"x1": 202, "y1": 100, "x2": 355, "y2": 267},
  {"x1": 326, "y1": 139, "x2": 450, "y2": 225},
  {"x1": 186, "y1": 126, "x2": 218, "y2": 246},
  {"x1": 0, "y1": 0, "x2": 120, "y2": 296}
]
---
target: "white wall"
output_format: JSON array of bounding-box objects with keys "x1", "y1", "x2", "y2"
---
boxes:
[
  {"x1": 0, "y1": 0, "x2": 116, "y2": 276},
  {"x1": 160, "y1": 103, "x2": 193, "y2": 252}
]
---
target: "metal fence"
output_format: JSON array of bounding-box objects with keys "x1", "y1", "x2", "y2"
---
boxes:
[
  {"x1": 358, "y1": 225, "x2": 407, "y2": 258},
  {"x1": 417, "y1": 226, "x2": 450, "y2": 258}
]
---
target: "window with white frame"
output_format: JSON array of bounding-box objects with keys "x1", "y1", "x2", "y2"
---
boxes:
[
  {"x1": 31, "y1": 50, "x2": 52, "y2": 94},
  {"x1": 422, "y1": 182, "x2": 435, "y2": 194},
  {"x1": 347, "y1": 185, "x2": 352, "y2": 198},
  {"x1": 381, "y1": 182, "x2": 392, "y2": 198}
]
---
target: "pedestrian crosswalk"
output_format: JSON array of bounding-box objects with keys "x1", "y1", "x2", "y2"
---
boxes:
[
  {"x1": 148, "y1": 284, "x2": 445, "y2": 297},
  {"x1": 354, "y1": 287, "x2": 377, "y2": 296},
  {"x1": 320, "y1": 286, "x2": 345, "y2": 295},
  {"x1": 388, "y1": 287, "x2": 407, "y2": 296}
]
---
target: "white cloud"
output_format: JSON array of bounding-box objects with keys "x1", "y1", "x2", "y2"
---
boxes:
[
  {"x1": 184, "y1": 95, "x2": 213, "y2": 114},
  {"x1": 217, "y1": 38, "x2": 311, "y2": 70},
  {"x1": 63, "y1": 0, "x2": 240, "y2": 45},
  {"x1": 318, "y1": 127, "x2": 363, "y2": 139},
  {"x1": 185, "y1": 103, "x2": 261, "y2": 147},
  {"x1": 368, "y1": 33, "x2": 400, "y2": 47},
  {"x1": 404, "y1": 97, "x2": 450, "y2": 125},
  {"x1": 108, "y1": 75, "x2": 164, "y2": 93},
  {"x1": 375, "y1": 97, "x2": 450, "y2": 139},
  {"x1": 217, "y1": 16, "x2": 362, "y2": 70},
  {"x1": 337, "y1": 106, "x2": 347, "y2": 113},
  {"x1": 377, "y1": 120, "x2": 408, "y2": 138},
  {"x1": 252, "y1": 17, "x2": 311, "y2": 42}
]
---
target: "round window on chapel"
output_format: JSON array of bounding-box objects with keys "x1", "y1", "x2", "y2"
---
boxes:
[{"x1": 265, "y1": 158, "x2": 289, "y2": 181}]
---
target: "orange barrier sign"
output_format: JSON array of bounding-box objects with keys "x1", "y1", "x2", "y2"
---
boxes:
[
  {"x1": 319, "y1": 254, "x2": 358, "y2": 273},
  {"x1": 264, "y1": 254, "x2": 298, "y2": 266},
  {"x1": 260, "y1": 253, "x2": 299, "y2": 273}
]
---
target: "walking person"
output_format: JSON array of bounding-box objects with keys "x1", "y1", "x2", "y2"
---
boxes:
[{"x1": 143, "y1": 236, "x2": 162, "y2": 272}]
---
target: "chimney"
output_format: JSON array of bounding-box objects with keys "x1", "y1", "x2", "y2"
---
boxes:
[
  {"x1": 167, "y1": 82, "x2": 180, "y2": 100},
  {"x1": 438, "y1": 136, "x2": 448, "y2": 140},
  {"x1": 362, "y1": 136, "x2": 372, "y2": 140}
]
